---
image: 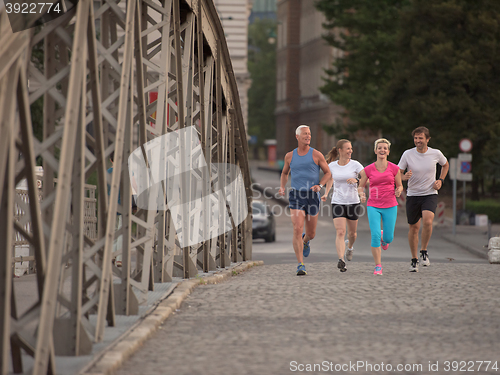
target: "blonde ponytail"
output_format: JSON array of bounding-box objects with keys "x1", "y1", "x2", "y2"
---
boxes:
[{"x1": 326, "y1": 139, "x2": 351, "y2": 163}]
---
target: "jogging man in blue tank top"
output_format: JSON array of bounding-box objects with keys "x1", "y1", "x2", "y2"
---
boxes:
[{"x1": 279, "y1": 125, "x2": 332, "y2": 275}]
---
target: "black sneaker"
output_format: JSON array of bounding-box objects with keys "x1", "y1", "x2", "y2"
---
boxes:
[
  {"x1": 420, "y1": 250, "x2": 430, "y2": 266},
  {"x1": 337, "y1": 259, "x2": 347, "y2": 272},
  {"x1": 409, "y1": 258, "x2": 419, "y2": 272}
]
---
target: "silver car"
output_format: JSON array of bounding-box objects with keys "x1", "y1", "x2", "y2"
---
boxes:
[{"x1": 252, "y1": 200, "x2": 276, "y2": 242}]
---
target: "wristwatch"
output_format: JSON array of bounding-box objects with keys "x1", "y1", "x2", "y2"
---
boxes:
[
  {"x1": 319, "y1": 184, "x2": 323, "y2": 189},
  {"x1": 438, "y1": 178, "x2": 444, "y2": 184}
]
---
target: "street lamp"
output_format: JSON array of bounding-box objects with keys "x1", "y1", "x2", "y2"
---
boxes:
[{"x1": 268, "y1": 29, "x2": 276, "y2": 44}]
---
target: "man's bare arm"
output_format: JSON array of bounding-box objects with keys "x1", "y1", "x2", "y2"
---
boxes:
[
  {"x1": 315, "y1": 150, "x2": 332, "y2": 189},
  {"x1": 433, "y1": 161, "x2": 449, "y2": 190},
  {"x1": 278, "y1": 152, "x2": 292, "y2": 196},
  {"x1": 440, "y1": 161, "x2": 449, "y2": 180}
]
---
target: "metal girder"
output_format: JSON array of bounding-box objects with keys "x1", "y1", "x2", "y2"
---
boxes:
[{"x1": 0, "y1": 0, "x2": 252, "y2": 372}]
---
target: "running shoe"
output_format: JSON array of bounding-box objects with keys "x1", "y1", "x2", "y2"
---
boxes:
[
  {"x1": 345, "y1": 239, "x2": 354, "y2": 261},
  {"x1": 373, "y1": 264, "x2": 383, "y2": 275},
  {"x1": 302, "y1": 233, "x2": 310, "y2": 257},
  {"x1": 337, "y1": 258, "x2": 347, "y2": 272},
  {"x1": 420, "y1": 250, "x2": 430, "y2": 266},
  {"x1": 380, "y1": 230, "x2": 389, "y2": 250},
  {"x1": 297, "y1": 262, "x2": 307, "y2": 276},
  {"x1": 409, "y1": 258, "x2": 419, "y2": 272}
]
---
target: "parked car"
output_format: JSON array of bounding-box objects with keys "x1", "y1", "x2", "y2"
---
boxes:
[{"x1": 252, "y1": 200, "x2": 276, "y2": 242}]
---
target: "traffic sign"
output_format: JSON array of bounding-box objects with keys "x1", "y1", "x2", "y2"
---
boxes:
[
  {"x1": 459, "y1": 138, "x2": 472, "y2": 153},
  {"x1": 459, "y1": 172, "x2": 473, "y2": 181},
  {"x1": 449, "y1": 158, "x2": 457, "y2": 180},
  {"x1": 458, "y1": 153, "x2": 472, "y2": 162},
  {"x1": 452, "y1": 149, "x2": 473, "y2": 235},
  {"x1": 460, "y1": 161, "x2": 471, "y2": 174},
  {"x1": 450, "y1": 155, "x2": 473, "y2": 181}
]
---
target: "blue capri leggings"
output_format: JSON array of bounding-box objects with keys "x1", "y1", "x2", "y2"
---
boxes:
[{"x1": 367, "y1": 206, "x2": 398, "y2": 247}]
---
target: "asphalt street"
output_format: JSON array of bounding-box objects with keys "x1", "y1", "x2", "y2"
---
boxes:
[
  {"x1": 113, "y1": 174, "x2": 498, "y2": 375},
  {"x1": 115, "y1": 260, "x2": 499, "y2": 375}
]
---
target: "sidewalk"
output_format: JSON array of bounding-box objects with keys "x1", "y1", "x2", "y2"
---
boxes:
[
  {"x1": 437, "y1": 223, "x2": 499, "y2": 259},
  {"x1": 9, "y1": 262, "x2": 262, "y2": 375},
  {"x1": 249, "y1": 160, "x2": 499, "y2": 259}
]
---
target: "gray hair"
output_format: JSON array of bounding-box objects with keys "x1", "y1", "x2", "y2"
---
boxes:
[{"x1": 296, "y1": 125, "x2": 309, "y2": 135}]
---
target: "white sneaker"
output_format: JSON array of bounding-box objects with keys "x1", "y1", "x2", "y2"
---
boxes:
[
  {"x1": 409, "y1": 258, "x2": 419, "y2": 272},
  {"x1": 345, "y1": 239, "x2": 354, "y2": 261},
  {"x1": 420, "y1": 251, "x2": 430, "y2": 266}
]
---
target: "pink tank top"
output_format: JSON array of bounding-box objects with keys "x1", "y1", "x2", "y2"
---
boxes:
[{"x1": 364, "y1": 162, "x2": 399, "y2": 208}]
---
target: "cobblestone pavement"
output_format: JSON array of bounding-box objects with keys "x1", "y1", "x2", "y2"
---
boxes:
[{"x1": 115, "y1": 262, "x2": 500, "y2": 375}]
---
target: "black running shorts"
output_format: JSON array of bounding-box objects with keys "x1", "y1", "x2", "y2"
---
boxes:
[
  {"x1": 331, "y1": 203, "x2": 361, "y2": 221},
  {"x1": 406, "y1": 194, "x2": 438, "y2": 225}
]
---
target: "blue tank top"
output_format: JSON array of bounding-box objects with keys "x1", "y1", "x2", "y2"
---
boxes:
[{"x1": 290, "y1": 148, "x2": 320, "y2": 191}]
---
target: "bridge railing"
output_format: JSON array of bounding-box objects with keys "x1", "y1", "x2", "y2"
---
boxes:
[
  {"x1": 13, "y1": 182, "x2": 97, "y2": 277},
  {"x1": 0, "y1": 1, "x2": 252, "y2": 373}
]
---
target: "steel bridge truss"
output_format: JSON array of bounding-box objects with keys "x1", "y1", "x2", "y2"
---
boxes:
[{"x1": 0, "y1": 0, "x2": 252, "y2": 373}]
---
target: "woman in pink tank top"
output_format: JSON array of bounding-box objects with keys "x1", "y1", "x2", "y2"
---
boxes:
[{"x1": 358, "y1": 139, "x2": 403, "y2": 275}]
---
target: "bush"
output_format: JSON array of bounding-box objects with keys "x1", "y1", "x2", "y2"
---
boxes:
[{"x1": 465, "y1": 199, "x2": 500, "y2": 223}]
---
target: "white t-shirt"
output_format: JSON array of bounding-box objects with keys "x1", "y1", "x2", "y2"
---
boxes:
[
  {"x1": 328, "y1": 160, "x2": 364, "y2": 204},
  {"x1": 398, "y1": 147, "x2": 447, "y2": 196}
]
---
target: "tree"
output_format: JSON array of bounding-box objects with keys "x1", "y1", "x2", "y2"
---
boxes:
[
  {"x1": 247, "y1": 18, "x2": 277, "y2": 148},
  {"x1": 387, "y1": 0, "x2": 500, "y2": 198},
  {"x1": 315, "y1": 0, "x2": 411, "y2": 147},
  {"x1": 316, "y1": 0, "x2": 500, "y2": 198},
  {"x1": 31, "y1": 30, "x2": 45, "y2": 144}
]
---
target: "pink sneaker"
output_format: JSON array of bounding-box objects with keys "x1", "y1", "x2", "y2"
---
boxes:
[
  {"x1": 381, "y1": 230, "x2": 389, "y2": 250},
  {"x1": 373, "y1": 264, "x2": 383, "y2": 275}
]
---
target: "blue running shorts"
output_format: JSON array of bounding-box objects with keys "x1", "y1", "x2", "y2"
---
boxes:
[{"x1": 289, "y1": 189, "x2": 320, "y2": 216}]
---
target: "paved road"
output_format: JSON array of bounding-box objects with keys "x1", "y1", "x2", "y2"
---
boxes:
[
  {"x1": 115, "y1": 261, "x2": 500, "y2": 375},
  {"x1": 112, "y1": 170, "x2": 499, "y2": 375}
]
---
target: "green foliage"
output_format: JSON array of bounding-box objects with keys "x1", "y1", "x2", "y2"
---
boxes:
[
  {"x1": 86, "y1": 170, "x2": 98, "y2": 186},
  {"x1": 31, "y1": 97, "x2": 44, "y2": 144},
  {"x1": 31, "y1": 29, "x2": 45, "y2": 161},
  {"x1": 315, "y1": 0, "x2": 411, "y2": 148},
  {"x1": 316, "y1": 0, "x2": 500, "y2": 195},
  {"x1": 388, "y1": 0, "x2": 500, "y2": 170},
  {"x1": 466, "y1": 199, "x2": 500, "y2": 223},
  {"x1": 247, "y1": 19, "x2": 277, "y2": 146}
]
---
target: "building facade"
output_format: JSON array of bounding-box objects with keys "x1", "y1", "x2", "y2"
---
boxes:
[
  {"x1": 249, "y1": 0, "x2": 277, "y2": 23},
  {"x1": 275, "y1": 0, "x2": 345, "y2": 159},
  {"x1": 213, "y1": 0, "x2": 252, "y2": 130}
]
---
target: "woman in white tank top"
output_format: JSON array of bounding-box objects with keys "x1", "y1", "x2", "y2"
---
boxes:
[{"x1": 322, "y1": 140, "x2": 364, "y2": 273}]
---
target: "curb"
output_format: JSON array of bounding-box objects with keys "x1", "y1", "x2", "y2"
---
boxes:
[
  {"x1": 257, "y1": 166, "x2": 282, "y2": 173},
  {"x1": 440, "y1": 233, "x2": 488, "y2": 260},
  {"x1": 252, "y1": 183, "x2": 289, "y2": 207},
  {"x1": 80, "y1": 260, "x2": 264, "y2": 375}
]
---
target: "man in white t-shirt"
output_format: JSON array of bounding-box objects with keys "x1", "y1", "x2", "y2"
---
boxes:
[{"x1": 398, "y1": 126, "x2": 449, "y2": 272}]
